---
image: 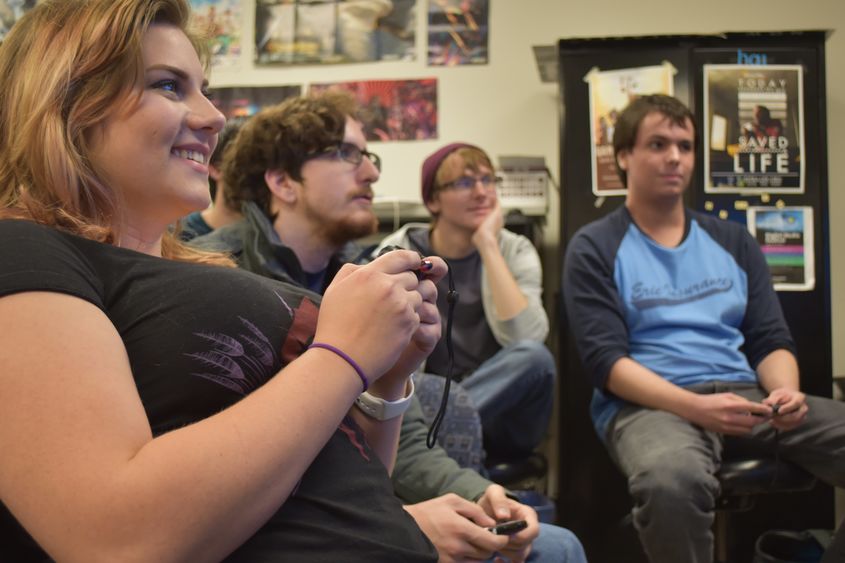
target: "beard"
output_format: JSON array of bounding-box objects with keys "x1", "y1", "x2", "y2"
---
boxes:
[{"x1": 304, "y1": 200, "x2": 379, "y2": 248}]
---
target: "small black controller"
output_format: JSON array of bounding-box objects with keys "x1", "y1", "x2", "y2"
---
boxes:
[{"x1": 377, "y1": 245, "x2": 426, "y2": 280}]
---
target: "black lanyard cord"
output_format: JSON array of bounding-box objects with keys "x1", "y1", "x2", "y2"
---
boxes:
[
  {"x1": 375, "y1": 245, "x2": 458, "y2": 448},
  {"x1": 427, "y1": 258, "x2": 457, "y2": 449}
]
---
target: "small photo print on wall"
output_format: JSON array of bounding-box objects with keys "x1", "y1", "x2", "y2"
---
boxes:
[
  {"x1": 310, "y1": 78, "x2": 437, "y2": 142},
  {"x1": 208, "y1": 85, "x2": 302, "y2": 119},
  {"x1": 190, "y1": 0, "x2": 243, "y2": 67},
  {"x1": 254, "y1": 0, "x2": 416, "y2": 65},
  {"x1": 746, "y1": 206, "x2": 814, "y2": 291},
  {"x1": 704, "y1": 64, "x2": 805, "y2": 194},
  {"x1": 427, "y1": 0, "x2": 489, "y2": 66},
  {"x1": 0, "y1": 0, "x2": 38, "y2": 42},
  {"x1": 583, "y1": 62, "x2": 677, "y2": 197}
]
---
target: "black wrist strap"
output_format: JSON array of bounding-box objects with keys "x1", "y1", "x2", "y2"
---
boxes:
[{"x1": 427, "y1": 258, "x2": 458, "y2": 449}]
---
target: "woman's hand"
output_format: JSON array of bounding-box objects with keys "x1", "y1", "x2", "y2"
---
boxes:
[
  {"x1": 315, "y1": 250, "x2": 440, "y2": 384},
  {"x1": 380, "y1": 255, "x2": 447, "y2": 385}
]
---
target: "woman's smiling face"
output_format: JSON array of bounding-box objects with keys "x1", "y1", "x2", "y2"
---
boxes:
[{"x1": 88, "y1": 23, "x2": 225, "y2": 243}]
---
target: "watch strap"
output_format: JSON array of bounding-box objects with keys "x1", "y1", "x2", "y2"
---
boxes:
[{"x1": 354, "y1": 377, "x2": 415, "y2": 420}]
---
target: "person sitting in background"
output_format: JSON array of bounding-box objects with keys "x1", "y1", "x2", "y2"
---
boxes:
[
  {"x1": 563, "y1": 94, "x2": 845, "y2": 563},
  {"x1": 741, "y1": 104, "x2": 784, "y2": 140},
  {"x1": 0, "y1": 1, "x2": 447, "y2": 560},
  {"x1": 191, "y1": 92, "x2": 587, "y2": 563},
  {"x1": 375, "y1": 143, "x2": 556, "y2": 464},
  {"x1": 180, "y1": 116, "x2": 246, "y2": 241}
]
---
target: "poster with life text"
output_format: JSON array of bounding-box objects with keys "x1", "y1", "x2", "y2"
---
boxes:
[{"x1": 704, "y1": 64, "x2": 804, "y2": 194}]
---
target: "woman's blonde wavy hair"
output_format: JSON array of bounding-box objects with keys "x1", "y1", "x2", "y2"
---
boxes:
[{"x1": 0, "y1": 0, "x2": 232, "y2": 266}]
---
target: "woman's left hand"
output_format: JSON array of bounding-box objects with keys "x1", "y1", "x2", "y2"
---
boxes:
[{"x1": 379, "y1": 255, "x2": 446, "y2": 385}]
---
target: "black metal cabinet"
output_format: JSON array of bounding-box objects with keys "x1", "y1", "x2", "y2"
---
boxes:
[{"x1": 555, "y1": 32, "x2": 832, "y2": 563}]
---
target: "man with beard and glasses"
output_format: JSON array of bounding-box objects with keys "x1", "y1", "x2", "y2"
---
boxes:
[
  {"x1": 192, "y1": 91, "x2": 380, "y2": 292},
  {"x1": 191, "y1": 91, "x2": 586, "y2": 563}
]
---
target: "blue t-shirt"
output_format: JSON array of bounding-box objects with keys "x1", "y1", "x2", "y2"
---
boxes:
[{"x1": 563, "y1": 206, "x2": 795, "y2": 440}]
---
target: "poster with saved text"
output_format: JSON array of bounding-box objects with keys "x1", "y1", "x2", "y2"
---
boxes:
[
  {"x1": 584, "y1": 62, "x2": 677, "y2": 197},
  {"x1": 704, "y1": 65, "x2": 804, "y2": 194},
  {"x1": 746, "y1": 206, "x2": 814, "y2": 291}
]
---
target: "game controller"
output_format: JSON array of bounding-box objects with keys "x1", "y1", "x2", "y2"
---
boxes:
[
  {"x1": 487, "y1": 519, "x2": 528, "y2": 535},
  {"x1": 377, "y1": 245, "x2": 430, "y2": 280}
]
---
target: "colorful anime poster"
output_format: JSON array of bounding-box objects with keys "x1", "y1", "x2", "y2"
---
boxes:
[
  {"x1": 746, "y1": 206, "x2": 814, "y2": 291},
  {"x1": 309, "y1": 78, "x2": 437, "y2": 141},
  {"x1": 254, "y1": 0, "x2": 416, "y2": 65},
  {"x1": 208, "y1": 85, "x2": 301, "y2": 119},
  {"x1": 0, "y1": 0, "x2": 38, "y2": 42},
  {"x1": 190, "y1": 0, "x2": 243, "y2": 67},
  {"x1": 584, "y1": 62, "x2": 677, "y2": 197},
  {"x1": 704, "y1": 65, "x2": 804, "y2": 194},
  {"x1": 427, "y1": 0, "x2": 489, "y2": 66}
]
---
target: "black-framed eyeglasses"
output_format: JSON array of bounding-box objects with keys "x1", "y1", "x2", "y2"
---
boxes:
[
  {"x1": 309, "y1": 142, "x2": 381, "y2": 172},
  {"x1": 438, "y1": 174, "x2": 502, "y2": 191}
]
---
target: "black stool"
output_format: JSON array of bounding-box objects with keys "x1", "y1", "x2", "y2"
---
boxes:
[
  {"x1": 714, "y1": 457, "x2": 817, "y2": 563},
  {"x1": 485, "y1": 452, "x2": 549, "y2": 491}
]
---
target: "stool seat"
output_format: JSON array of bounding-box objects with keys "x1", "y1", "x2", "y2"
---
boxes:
[
  {"x1": 714, "y1": 457, "x2": 817, "y2": 562},
  {"x1": 485, "y1": 453, "x2": 548, "y2": 490},
  {"x1": 717, "y1": 458, "x2": 816, "y2": 501}
]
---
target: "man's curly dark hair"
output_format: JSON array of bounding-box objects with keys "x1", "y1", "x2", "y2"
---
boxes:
[{"x1": 222, "y1": 90, "x2": 358, "y2": 218}]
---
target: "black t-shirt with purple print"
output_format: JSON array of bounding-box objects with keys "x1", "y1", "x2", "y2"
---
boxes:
[{"x1": 0, "y1": 219, "x2": 436, "y2": 563}]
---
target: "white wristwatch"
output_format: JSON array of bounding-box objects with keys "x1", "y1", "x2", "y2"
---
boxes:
[{"x1": 354, "y1": 377, "x2": 415, "y2": 420}]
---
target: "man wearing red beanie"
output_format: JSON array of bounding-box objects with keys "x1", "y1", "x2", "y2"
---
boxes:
[{"x1": 375, "y1": 143, "x2": 555, "y2": 463}]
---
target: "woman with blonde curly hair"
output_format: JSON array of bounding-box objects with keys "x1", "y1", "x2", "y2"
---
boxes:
[{"x1": 0, "y1": 0, "x2": 443, "y2": 560}]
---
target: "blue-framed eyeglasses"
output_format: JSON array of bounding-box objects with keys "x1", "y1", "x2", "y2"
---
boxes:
[
  {"x1": 309, "y1": 142, "x2": 381, "y2": 172},
  {"x1": 438, "y1": 174, "x2": 502, "y2": 191}
]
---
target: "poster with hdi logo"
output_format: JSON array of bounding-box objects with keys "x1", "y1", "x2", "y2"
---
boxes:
[{"x1": 704, "y1": 64, "x2": 805, "y2": 194}]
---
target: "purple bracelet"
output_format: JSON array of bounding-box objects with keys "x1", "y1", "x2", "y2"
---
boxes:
[{"x1": 308, "y1": 342, "x2": 369, "y2": 392}]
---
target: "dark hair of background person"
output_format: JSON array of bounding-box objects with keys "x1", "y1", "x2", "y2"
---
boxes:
[{"x1": 209, "y1": 117, "x2": 246, "y2": 201}]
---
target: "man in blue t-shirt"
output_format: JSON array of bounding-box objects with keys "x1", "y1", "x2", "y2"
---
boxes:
[{"x1": 563, "y1": 94, "x2": 845, "y2": 563}]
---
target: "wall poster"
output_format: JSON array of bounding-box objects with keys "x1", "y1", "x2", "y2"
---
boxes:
[
  {"x1": 0, "y1": 0, "x2": 37, "y2": 42},
  {"x1": 208, "y1": 85, "x2": 302, "y2": 119},
  {"x1": 310, "y1": 78, "x2": 437, "y2": 142},
  {"x1": 704, "y1": 64, "x2": 805, "y2": 194},
  {"x1": 255, "y1": 0, "x2": 416, "y2": 65},
  {"x1": 584, "y1": 62, "x2": 677, "y2": 197},
  {"x1": 190, "y1": 0, "x2": 243, "y2": 67},
  {"x1": 427, "y1": 0, "x2": 489, "y2": 66},
  {"x1": 746, "y1": 206, "x2": 814, "y2": 291}
]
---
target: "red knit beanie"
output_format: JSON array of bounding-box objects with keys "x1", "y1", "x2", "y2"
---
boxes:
[{"x1": 420, "y1": 142, "x2": 482, "y2": 211}]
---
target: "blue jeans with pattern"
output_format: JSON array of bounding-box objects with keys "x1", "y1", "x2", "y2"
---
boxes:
[{"x1": 459, "y1": 340, "x2": 557, "y2": 460}]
